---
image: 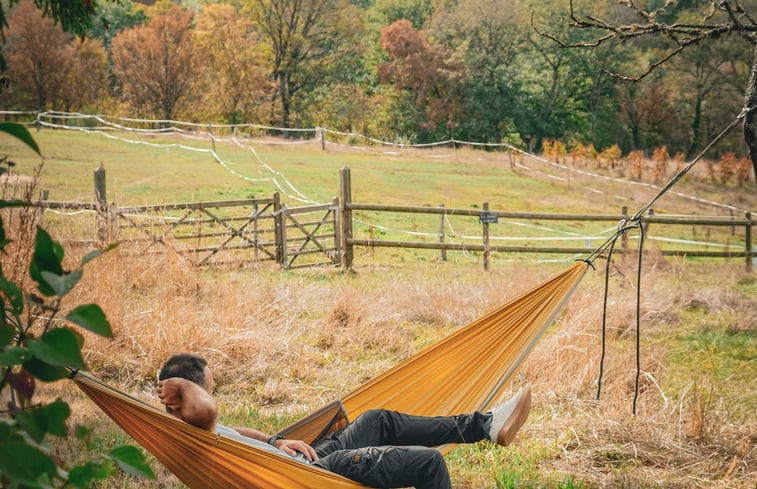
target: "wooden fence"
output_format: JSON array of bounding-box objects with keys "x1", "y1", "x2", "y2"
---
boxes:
[
  {"x1": 31, "y1": 166, "x2": 755, "y2": 272},
  {"x1": 337, "y1": 168, "x2": 755, "y2": 272}
]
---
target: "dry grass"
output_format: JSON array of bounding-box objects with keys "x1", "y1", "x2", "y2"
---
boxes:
[{"x1": 2, "y1": 199, "x2": 755, "y2": 488}]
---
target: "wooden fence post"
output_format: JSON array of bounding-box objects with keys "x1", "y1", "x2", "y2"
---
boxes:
[
  {"x1": 339, "y1": 167, "x2": 354, "y2": 271},
  {"x1": 253, "y1": 201, "x2": 259, "y2": 261},
  {"x1": 621, "y1": 206, "x2": 628, "y2": 254},
  {"x1": 332, "y1": 197, "x2": 340, "y2": 264},
  {"x1": 439, "y1": 204, "x2": 446, "y2": 261},
  {"x1": 482, "y1": 202, "x2": 490, "y2": 271},
  {"x1": 319, "y1": 127, "x2": 326, "y2": 151},
  {"x1": 273, "y1": 192, "x2": 284, "y2": 265},
  {"x1": 94, "y1": 164, "x2": 107, "y2": 243},
  {"x1": 746, "y1": 211, "x2": 753, "y2": 273}
]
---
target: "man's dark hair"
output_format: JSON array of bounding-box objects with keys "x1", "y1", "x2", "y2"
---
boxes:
[{"x1": 158, "y1": 353, "x2": 208, "y2": 387}]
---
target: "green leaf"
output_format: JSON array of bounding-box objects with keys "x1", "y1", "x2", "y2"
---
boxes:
[
  {"x1": 0, "y1": 346, "x2": 31, "y2": 365},
  {"x1": 27, "y1": 327, "x2": 86, "y2": 369},
  {"x1": 40, "y1": 269, "x2": 83, "y2": 297},
  {"x1": 16, "y1": 399, "x2": 69, "y2": 443},
  {"x1": 75, "y1": 424, "x2": 92, "y2": 440},
  {"x1": 68, "y1": 460, "x2": 115, "y2": 489},
  {"x1": 0, "y1": 442, "x2": 57, "y2": 487},
  {"x1": 107, "y1": 445, "x2": 155, "y2": 479},
  {"x1": 0, "y1": 420, "x2": 10, "y2": 441},
  {"x1": 30, "y1": 227, "x2": 64, "y2": 297},
  {"x1": 14, "y1": 410, "x2": 44, "y2": 443},
  {"x1": 0, "y1": 321, "x2": 14, "y2": 347},
  {"x1": 81, "y1": 243, "x2": 118, "y2": 266},
  {"x1": 66, "y1": 304, "x2": 112, "y2": 338},
  {"x1": 0, "y1": 275, "x2": 23, "y2": 314},
  {"x1": 75, "y1": 424, "x2": 96, "y2": 449},
  {"x1": 16, "y1": 399, "x2": 70, "y2": 441},
  {"x1": 22, "y1": 357, "x2": 70, "y2": 382},
  {"x1": 0, "y1": 122, "x2": 41, "y2": 155}
]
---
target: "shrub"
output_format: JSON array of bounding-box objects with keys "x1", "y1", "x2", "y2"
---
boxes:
[{"x1": 0, "y1": 123, "x2": 154, "y2": 488}]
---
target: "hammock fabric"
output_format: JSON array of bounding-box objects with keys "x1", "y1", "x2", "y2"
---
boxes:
[{"x1": 74, "y1": 261, "x2": 588, "y2": 489}]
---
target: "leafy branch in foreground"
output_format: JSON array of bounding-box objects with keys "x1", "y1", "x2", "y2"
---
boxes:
[{"x1": 0, "y1": 122, "x2": 154, "y2": 488}]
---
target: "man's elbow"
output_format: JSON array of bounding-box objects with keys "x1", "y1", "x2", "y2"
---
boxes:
[{"x1": 183, "y1": 403, "x2": 219, "y2": 431}]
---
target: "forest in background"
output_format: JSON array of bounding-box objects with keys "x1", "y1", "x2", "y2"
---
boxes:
[{"x1": 2, "y1": 0, "x2": 756, "y2": 161}]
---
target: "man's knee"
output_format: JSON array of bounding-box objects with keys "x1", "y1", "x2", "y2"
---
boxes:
[{"x1": 358, "y1": 408, "x2": 388, "y2": 422}]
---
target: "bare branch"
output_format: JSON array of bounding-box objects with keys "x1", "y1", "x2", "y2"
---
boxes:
[{"x1": 551, "y1": 0, "x2": 756, "y2": 82}]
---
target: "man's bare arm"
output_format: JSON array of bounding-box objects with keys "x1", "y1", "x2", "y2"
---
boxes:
[
  {"x1": 157, "y1": 377, "x2": 219, "y2": 431},
  {"x1": 232, "y1": 427, "x2": 318, "y2": 461}
]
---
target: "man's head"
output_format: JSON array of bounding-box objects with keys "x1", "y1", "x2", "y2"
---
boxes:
[{"x1": 159, "y1": 353, "x2": 214, "y2": 392}]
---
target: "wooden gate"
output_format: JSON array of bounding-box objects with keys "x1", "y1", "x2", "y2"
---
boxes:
[
  {"x1": 275, "y1": 200, "x2": 341, "y2": 270},
  {"x1": 113, "y1": 197, "x2": 281, "y2": 266}
]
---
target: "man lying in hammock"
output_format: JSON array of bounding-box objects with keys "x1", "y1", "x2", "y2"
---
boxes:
[{"x1": 157, "y1": 353, "x2": 531, "y2": 489}]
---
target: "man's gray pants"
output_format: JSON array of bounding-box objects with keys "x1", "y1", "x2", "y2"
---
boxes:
[{"x1": 312, "y1": 408, "x2": 492, "y2": 489}]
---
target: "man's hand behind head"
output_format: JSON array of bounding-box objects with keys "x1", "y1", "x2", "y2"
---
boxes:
[{"x1": 157, "y1": 377, "x2": 219, "y2": 431}]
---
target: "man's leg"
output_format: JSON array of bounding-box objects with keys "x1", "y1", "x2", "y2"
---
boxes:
[
  {"x1": 315, "y1": 409, "x2": 490, "y2": 457},
  {"x1": 315, "y1": 387, "x2": 532, "y2": 458},
  {"x1": 314, "y1": 445, "x2": 451, "y2": 489}
]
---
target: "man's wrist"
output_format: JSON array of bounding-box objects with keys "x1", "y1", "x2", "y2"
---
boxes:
[{"x1": 267, "y1": 434, "x2": 286, "y2": 446}]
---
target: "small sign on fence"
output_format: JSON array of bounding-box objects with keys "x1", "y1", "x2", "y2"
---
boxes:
[{"x1": 479, "y1": 211, "x2": 499, "y2": 224}]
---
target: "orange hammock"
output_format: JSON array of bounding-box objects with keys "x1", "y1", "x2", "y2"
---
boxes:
[{"x1": 74, "y1": 261, "x2": 588, "y2": 489}]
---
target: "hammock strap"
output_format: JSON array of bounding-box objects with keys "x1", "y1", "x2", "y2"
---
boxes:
[
  {"x1": 595, "y1": 235, "x2": 617, "y2": 400},
  {"x1": 593, "y1": 217, "x2": 648, "y2": 415},
  {"x1": 632, "y1": 221, "x2": 646, "y2": 416}
]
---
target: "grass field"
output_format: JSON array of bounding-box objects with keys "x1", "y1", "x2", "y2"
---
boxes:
[{"x1": 1, "y1": 127, "x2": 756, "y2": 488}]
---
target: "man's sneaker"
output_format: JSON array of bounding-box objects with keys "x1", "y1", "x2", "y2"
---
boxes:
[{"x1": 488, "y1": 386, "x2": 531, "y2": 447}]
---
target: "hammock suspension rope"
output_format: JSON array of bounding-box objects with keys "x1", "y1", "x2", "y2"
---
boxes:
[{"x1": 589, "y1": 105, "x2": 754, "y2": 414}]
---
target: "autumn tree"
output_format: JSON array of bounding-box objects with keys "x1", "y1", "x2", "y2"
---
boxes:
[
  {"x1": 246, "y1": 0, "x2": 364, "y2": 128},
  {"x1": 0, "y1": 0, "x2": 114, "y2": 86},
  {"x1": 194, "y1": 3, "x2": 271, "y2": 124},
  {"x1": 551, "y1": 0, "x2": 757, "y2": 180},
  {"x1": 1, "y1": 0, "x2": 73, "y2": 110},
  {"x1": 379, "y1": 19, "x2": 466, "y2": 140},
  {"x1": 63, "y1": 39, "x2": 109, "y2": 112},
  {"x1": 111, "y1": 5, "x2": 199, "y2": 120}
]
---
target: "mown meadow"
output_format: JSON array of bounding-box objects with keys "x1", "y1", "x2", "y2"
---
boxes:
[{"x1": 1, "y1": 128, "x2": 755, "y2": 488}]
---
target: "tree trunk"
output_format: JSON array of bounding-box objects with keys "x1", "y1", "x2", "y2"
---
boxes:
[
  {"x1": 278, "y1": 72, "x2": 290, "y2": 129},
  {"x1": 742, "y1": 42, "x2": 757, "y2": 182}
]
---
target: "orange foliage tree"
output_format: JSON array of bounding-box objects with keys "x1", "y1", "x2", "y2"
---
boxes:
[
  {"x1": 193, "y1": 4, "x2": 271, "y2": 124},
  {"x1": 111, "y1": 5, "x2": 199, "y2": 120},
  {"x1": 2, "y1": 0, "x2": 73, "y2": 110},
  {"x1": 378, "y1": 19, "x2": 466, "y2": 138}
]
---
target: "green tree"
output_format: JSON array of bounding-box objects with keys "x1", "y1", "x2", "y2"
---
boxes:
[
  {"x1": 88, "y1": 0, "x2": 147, "y2": 48},
  {"x1": 431, "y1": 0, "x2": 526, "y2": 144},
  {"x1": 368, "y1": 0, "x2": 435, "y2": 29},
  {"x1": 246, "y1": 0, "x2": 365, "y2": 128},
  {"x1": 551, "y1": 0, "x2": 757, "y2": 178}
]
